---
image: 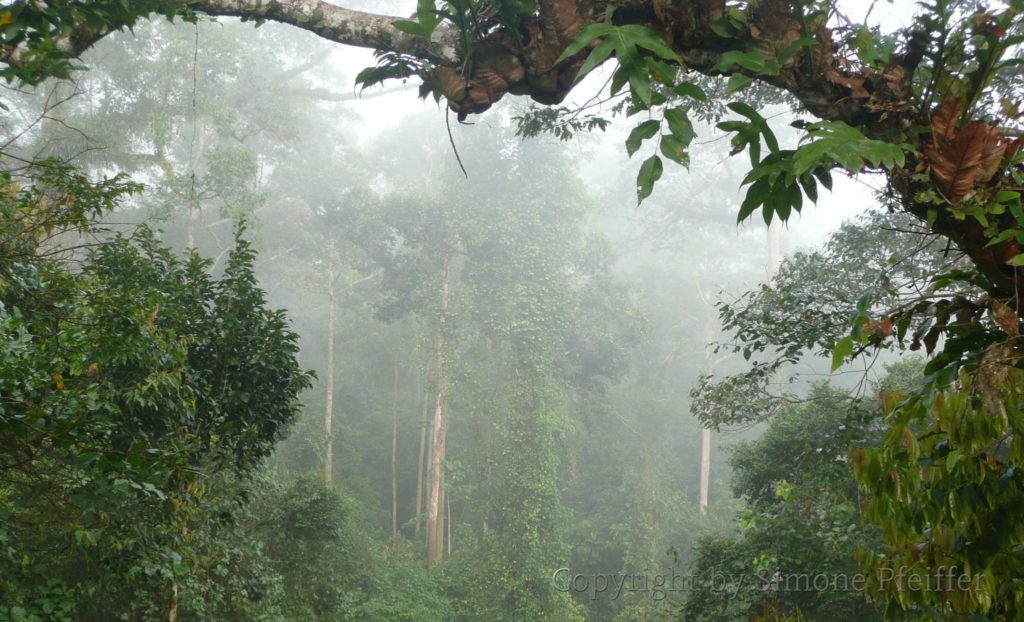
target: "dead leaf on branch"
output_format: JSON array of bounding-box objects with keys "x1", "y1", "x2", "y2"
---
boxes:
[
  {"x1": 922, "y1": 97, "x2": 1006, "y2": 204},
  {"x1": 992, "y1": 300, "x2": 1020, "y2": 337}
]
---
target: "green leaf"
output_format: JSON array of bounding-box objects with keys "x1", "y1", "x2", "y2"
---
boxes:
[
  {"x1": 574, "y1": 36, "x2": 616, "y2": 82},
  {"x1": 625, "y1": 120, "x2": 660, "y2": 157},
  {"x1": 986, "y1": 229, "x2": 1020, "y2": 247},
  {"x1": 727, "y1": 101, "x2": 779, "y2": 153},
  {"x1": 710, "y1": 16, "x2": 742, "y2": 38},
  {"x1": 777, "y1": 37, "x2": 817, "y2": 64},
  {"x1": 673, "y1": 82, "x2": 708, "y2": 101},
  {"x1": 726, "y1": 74, "x2": 754, "y2": 94},
  {"x1": 831, "y1": 336, "x2": 854, "y2": 372},
  {"x1": 716, "y1": 50, "x2": 766, "y2": 72},
  {"x1": 636, "y1": 155, "x2": 663, "y2": 204},
  {"x1": 1007, "y1": 254, "x2": 1024, "y2": 266},
  {"x1": 392, "y1": 19, "x2": 430, "y2": 36},
  {"x1": 797, "y1": 173, "x2": 818, "y2": 203},
  {"x1": 660, "y1": 133, "x2": 690, "y2": 166},
  {"x1": 663, "y1": 108, "x2": 695, "y2": 145},
  {"x1": 629, "y1": 70, "x2": 653, "y2": 106},
  {"x1": 738, "y1": 177, "x2": 769, "y2": 222},
  {"x1": 619, "y1": 25, "x2": 682, "y2": 62},
  {"x1": 555, "y1": 22, "x2": 616, "y2": 63}
]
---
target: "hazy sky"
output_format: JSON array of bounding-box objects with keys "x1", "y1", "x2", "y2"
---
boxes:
[{"x1": 322, "y1": 0, "x2": 919, "y2": 252}]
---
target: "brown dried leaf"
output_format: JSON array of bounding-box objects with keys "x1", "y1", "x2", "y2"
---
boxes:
[
  {"x1": 930, "y1": 97, "x2": 960, "y2": 140},
  {"x1": 825, "y1": 69, "x2": 870, "y2": 99},
  {"x1": 922, "y1": 99, "x2": 1005, "y2": 203},
  {"x1": 992, "y1": 300, "x2": 1020, "y2": 336}
]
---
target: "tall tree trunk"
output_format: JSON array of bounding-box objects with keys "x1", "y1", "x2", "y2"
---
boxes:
[
  {"x1": 446, "y1": 486, "x2": 452, "y2": 557},
  {"x1": 426, "y1": 255, "x2": 452, "y2": 569},
  {"x1": 697, "y1": 254, "x2": 717, "y2": 517},
  {"x1": 414, "y1": 377, "x2": 428, "y2": 537},
  {"x1": 324, "y1": 265, "x2": 336, "y2": 484},
  {"x1": 434, "y1": 470, "x2": 445, "y2": 560},
  {"x1": 391, "y1": 358, "x2": 399, "y2": 538},
  {"x1": 699, "y1": 426, "x2": 711, "y2": 516},
  {"x1": 167, "y1": 580, "x2": 178, "y2": 622}
]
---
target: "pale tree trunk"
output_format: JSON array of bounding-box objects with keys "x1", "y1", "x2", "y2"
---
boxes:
[
  {"x1": 696, "y1": 249, "x2": 719, "y2": 517},
  {"x1": 699, "y1": 343, "x2": 714, "y2": 516},
  {"x1": 697, "y1": 227, "x2": 784, "y2": 515},
  {"x1": 426, "y1": 255, "x2": 452, "y2": 569},
  {"x1": 767, "y1": 221, "x2": 785, "y2": 276},
  {"x1": 435, "y1": 472, "x2": 445, "y2": 560},
  {"x1": 414, "y1": 377, "x2": 428, "y2": 537},
  {"x1": 697, "y1": 255, "x2": 715, "y2": 516},
  {"x1": 391, "y1": 358, "x2": 399, "y2": 538},
  {"x1": 167, "y1": 581, "x2": 178, "y2": 622},
  {"x1": 446, "y1": 487, "x2": 452, "y2": 557},
  {"x1": 324, "y1": 265, "x2": 337, "y2": 484}
]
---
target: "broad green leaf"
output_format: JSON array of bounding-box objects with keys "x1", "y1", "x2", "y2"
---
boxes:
[
  {"x1": 716, "y1": 50, "x2": 766, "y2": 72},
  {"x1": 738, "y1": 177, "x2": 769, "y2": 222},
  {"x1": 831, "y1": 336, "x2": 854, "y2": 372},
  {"x1": 660, "y1": 134, "x2": 690, "y2": 166},
  {"x1": 620, "y1": 25, "x2": 682, "y2": 62},
  {"x1": 555, "y1": 22, "x2": 616, "y2": 63},
  {"x1": 636, "y1": 155, "x2": 663, "y2": 204},
  {"x1": 674, "y1": 82, "x2": 708, "y2": 101},
  {"x1": 663, "y1": 108, "x2": 695, "y2": 145},
  {"x1": 625, "y1": 120, "x2": 660, "y2": 157},
  {"x1": 726, "y1": 74, "x2": 754, "y2": 93},
  {"x1": 574, "y1": 36, "x2": 616, "y2": 81}
]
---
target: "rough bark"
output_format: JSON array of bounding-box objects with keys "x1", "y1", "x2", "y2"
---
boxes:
[{"x1": 0, "y1": 0, "x2": 460, "y2": 68}]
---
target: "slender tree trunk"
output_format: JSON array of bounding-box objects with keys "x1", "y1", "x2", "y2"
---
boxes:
[
  {"x1": 446, "y1": 486, "x2": 452, "y2": 557},
  {"x1": 767, "y1": 221, "x2": 782, "y2": 277},
  {"x1": 414, "y1": 378, "x2": 428, "y2": 537},
  {"x1": 434, "y1": 471, "x2": 445, "y2": 560},
  {"x1": 391, "y1": 358, "x2": 399, "y2": 538},
  {"x1": 697, "y1": 254, "x2": 716, "y2": 517},
  {"x1": 699, "y1": 427, "x2": 711, "y2": 516},
  {"x1": 324, "y1": 266, "x2": 336, "y2": 484},
  {"x1": 698, "y1": 315, "x2": 717, "y2": 516},
  {"x1": 426, "y1": 255, "x2": 452, "y2": 569},
  {"x1": 167, "y1": 581, "x2": 178, "y2": 622}
]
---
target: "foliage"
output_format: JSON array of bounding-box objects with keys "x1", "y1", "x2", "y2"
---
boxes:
[
  {"x1": 0, "y1": 159, "x2": 311, "y2": 619},
  {"x1": 0, "y1": 0, "x2": 192, "y2": 85},
  {"x1": 693, "y1": 209, "x2": 959, "y2": 430},
  {"x1": 682, "y1": 382, "x2": 898, "y2": 621}
]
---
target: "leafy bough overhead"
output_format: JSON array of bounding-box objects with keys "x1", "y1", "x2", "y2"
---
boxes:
[{"x1": 3, "y1": 0, "x2": 1022, "y2": 301}]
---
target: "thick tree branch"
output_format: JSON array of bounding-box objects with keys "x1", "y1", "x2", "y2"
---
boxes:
[{"x1": 0, "y1": 0, "x2": 461, "y2": 70}]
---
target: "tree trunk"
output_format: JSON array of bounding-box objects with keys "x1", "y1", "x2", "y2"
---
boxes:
[
  {"x1": 324, "y1": 266, "x2": 336, "y2": 484},
  {"x1": 167, "y1": 580, "x2": 178, "y2": 622},
  {"x1": 414, "y1": 378, "x2": 428, "y2": 537},
  {"x1": 446, "y1": 485, "x2": 452, "y2": 557},
  {"x1": 434, "y1": 470, "x2": 446, "y2": 561},
  {"x1": 426, "y1": 255, "x2": 452, "y2": 569},
  {"x1": 699, "y1": 427, "x2": 711, "y2": 516},
  {"x1": 391, "y1": 358, "x2": 399, "y2": 538}
]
